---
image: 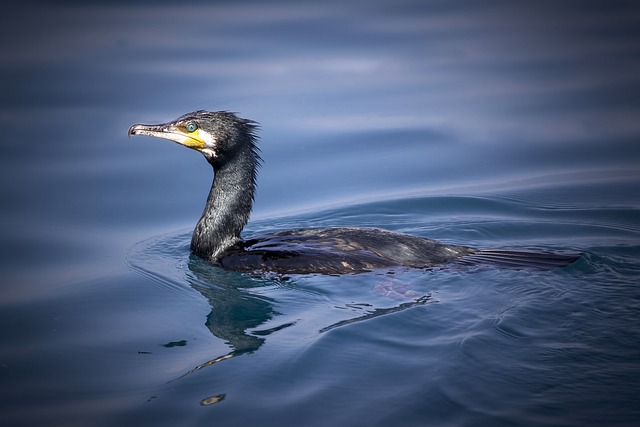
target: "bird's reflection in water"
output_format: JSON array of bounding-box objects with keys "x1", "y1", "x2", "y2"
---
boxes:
[
  {"x1": 168, "y1": 256, "x2": 291, "y2": 405},
  {"x1": 178, "y1": 256, "x2": 433, "y2": 405},
  {"x1": 177, "y1": 257, "x2": 292, "y2": 373}
]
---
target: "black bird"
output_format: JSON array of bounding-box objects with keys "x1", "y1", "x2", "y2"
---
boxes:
[{"x1": 128, "y1": 111, "x2": 578, "y2": 274}]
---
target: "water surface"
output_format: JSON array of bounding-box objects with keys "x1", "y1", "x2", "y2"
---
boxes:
[{"x1": 1, "y1": 1, "x2": 639, "y2": 426}]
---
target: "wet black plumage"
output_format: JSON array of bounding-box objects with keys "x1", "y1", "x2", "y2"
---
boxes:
[{"x1": 129, "y1": 110, "x2": 579, "y2": 274}]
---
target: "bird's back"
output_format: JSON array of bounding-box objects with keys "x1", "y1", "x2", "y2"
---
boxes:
[{"x1": 219, "y1": 227, "x2": 476, "y2": 274}]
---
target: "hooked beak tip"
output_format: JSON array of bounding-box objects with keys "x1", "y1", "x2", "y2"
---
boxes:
[{"x1": 128, "y1": 124, "x2": 141, "y2": 138}]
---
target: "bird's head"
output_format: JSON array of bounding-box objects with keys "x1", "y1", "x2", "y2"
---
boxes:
[{"x1": 128, "y1": 110, "x2": 259, "y2": 165}]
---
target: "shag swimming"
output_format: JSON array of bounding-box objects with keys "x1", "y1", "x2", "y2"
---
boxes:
[{"x1": 128, "y1": 110, "x2": 578, "y2": 274}]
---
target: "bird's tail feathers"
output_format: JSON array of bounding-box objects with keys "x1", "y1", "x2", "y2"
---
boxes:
[{"x1": 456, "y1": 249, "x2": 580, "y2": 270}]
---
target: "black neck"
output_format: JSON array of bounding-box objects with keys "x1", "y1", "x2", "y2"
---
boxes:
[{"x1": 190, "y1": 144, "x2": 258, "y2": 262}]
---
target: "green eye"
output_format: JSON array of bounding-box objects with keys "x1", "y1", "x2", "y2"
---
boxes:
[{"x1": 186, "y1": 122, "x2": 198, "y2": 132}]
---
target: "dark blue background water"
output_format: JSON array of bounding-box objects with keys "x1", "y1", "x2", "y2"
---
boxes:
[{"x1": 1, "y1": 1, "x2": 639, "y2": 426}]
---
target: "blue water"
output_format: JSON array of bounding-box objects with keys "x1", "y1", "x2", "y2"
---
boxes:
[{"x1": 1, "y1": 1, "x2": 640, "y2": 426}]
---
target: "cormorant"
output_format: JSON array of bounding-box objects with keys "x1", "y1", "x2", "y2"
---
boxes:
[{"x1": 128, "y1": 110, "x2": 578, "y2": 274}]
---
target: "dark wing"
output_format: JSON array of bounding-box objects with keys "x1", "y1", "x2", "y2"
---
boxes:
[
  {"x1": 219, "y1": 227, "x2": 579, "y2": 275},
  {"x1": 219, "y1": 227, "x2": 475, "y2": 274}
]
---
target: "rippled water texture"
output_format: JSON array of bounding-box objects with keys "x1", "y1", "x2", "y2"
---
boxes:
[{"x1": 1, "y1": 1, "x2": 639, "y2": 426}]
